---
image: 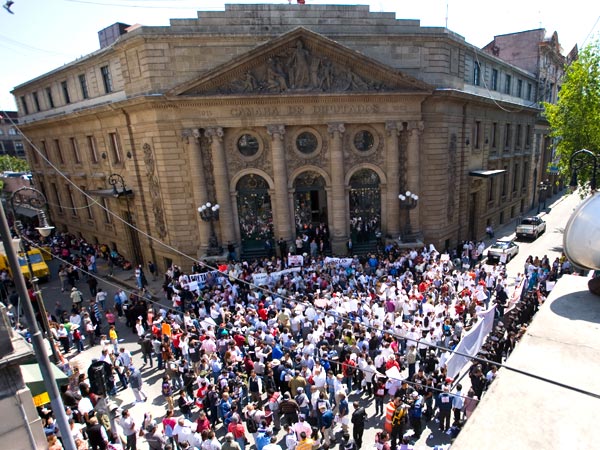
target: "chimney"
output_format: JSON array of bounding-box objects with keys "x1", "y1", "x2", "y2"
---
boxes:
[{"x1": 98, "y1": 22, "x2": 131, "y2": 49}]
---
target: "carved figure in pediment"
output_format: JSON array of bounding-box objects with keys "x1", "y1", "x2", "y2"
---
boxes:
[
  {"x1": 288, "y1": 41, "x2": 311, "y2": 89},
  {"x1": 239, "y1": 71, "x2": 258, "y2": 92},
  {"x1": 266, "y1": 57, "x2": 288, "y2": 92}
]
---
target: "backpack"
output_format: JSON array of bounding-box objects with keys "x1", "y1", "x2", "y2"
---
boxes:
[
  {"x1": 246, "y1": 413, "x2": 258, "y2": 433},
  {"x1": 162, "y1": 382, "x2": 171, "y2": 397}
]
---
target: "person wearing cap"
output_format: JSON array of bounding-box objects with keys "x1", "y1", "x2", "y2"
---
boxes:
[
  {"x1": 437, "y1": 385, "x2": 453, "y2": 432},
  {"x1": 128, "y1": 365, "x2": 147, "y2": 403},
  {"x1": 279, "y1": 392, "x2": 299, "y2": 427},
  {"x1": 144, "y1": 420, "x2": 167, "y2": 450},
  {"x1": 228, "y1": 416, "x2": 247, "y2": 450},
  {"x1": 408, "y1": 390, "x2": 423, "y2": 440},
  {"x1": 71, "y1": 286, "x2": 84, "y2": 310},
  {"x1": 222, "y1": 432, "x2": 242, "y2": 450}
]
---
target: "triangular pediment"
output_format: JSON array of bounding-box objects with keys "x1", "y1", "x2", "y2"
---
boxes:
[{"x1": 169, "y1": 28, "x2": 432, "y2": 96}]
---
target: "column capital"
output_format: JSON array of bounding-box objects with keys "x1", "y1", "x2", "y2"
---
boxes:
[
  {"x1": 327, "y1": 122, "x2": 345, "y2": 136},
  {"x1": 385, "y1": 121, "x2": 400, "y2": 136},
  {"x1": 267, "y1": 124, "x2": 286, "y2": 139},
  {"x1": 181, "y1": 128, "x2": 193, "y2": 143},
  {"x1": 408, "y1": 120, "x2": 425, "y2": 136},
  {"x1": 205, "y1": 127, "x2": 224, "y2": 142}
]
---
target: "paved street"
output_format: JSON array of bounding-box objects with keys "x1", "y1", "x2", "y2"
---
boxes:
[{"x1": 29, "y1": 188, "x2": 582, "y2": 449}]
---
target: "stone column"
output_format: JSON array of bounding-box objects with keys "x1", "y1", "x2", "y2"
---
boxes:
[
  {"x1": 328, "y1": 122, "x2": 348, "y2": 254},
  {"x1": 267, "y1": 124, "x2": 293, "y2": 245},
  {"x1": 406, "y1": 121, "x2": 424, "y2": 233},
  {"x1": 385, "y1": 121, "x2": 401, "y2": 238},
  {"x1": 205, "y1": 127, "x2": 235, "y2": 246},
  {"x1": 183, "y1": 129, "x2": 211, "y2": 256}
]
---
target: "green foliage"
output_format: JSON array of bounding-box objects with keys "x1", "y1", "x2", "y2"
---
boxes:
[
  {"x1": 544, "y1": 41, "x2": 600, "y2": 188},
  {"x1": 0, "y1": 155, "x2": 29, "y2": 173}
]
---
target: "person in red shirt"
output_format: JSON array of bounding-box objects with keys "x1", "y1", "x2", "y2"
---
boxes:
[
  {"x1": 196, "y1": 410, "x2": 211, "y2": 434},
  {"x1": 257, "y1": 304, "x2": 268, "y2": 321},
  {"x1": 227, "y1": 416, "x2": 247, "y2": 449}
]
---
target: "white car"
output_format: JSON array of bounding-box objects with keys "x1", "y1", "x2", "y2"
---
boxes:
[{"x1": 487, "y1": 238, "x2": 519, "y2": 263}]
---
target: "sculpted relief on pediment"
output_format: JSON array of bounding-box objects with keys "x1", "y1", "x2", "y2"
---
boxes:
[{"x1": 186, "y1": 38, "x2": 399, "y2": 96}]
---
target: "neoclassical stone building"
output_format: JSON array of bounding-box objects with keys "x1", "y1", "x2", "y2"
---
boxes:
[{"x1": 13, "y1": 4, "x2": 541, "y2": 268}]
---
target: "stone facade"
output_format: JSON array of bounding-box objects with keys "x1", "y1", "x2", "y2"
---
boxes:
[
  {"x1": 13, "y1": 5, "x2": 540, "y2": 269},
  {"x1": 483, "y1": 29, "x2": 575, "y2": 201}
]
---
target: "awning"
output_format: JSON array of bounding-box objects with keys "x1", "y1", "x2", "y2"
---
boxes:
[
  {"x1": 469, "y1": 169, "x2": 506, "y2": 178},
  {"x1": 14, "y1": 205, "x2": 40, "y2": 218},
  {"x1": 21, "y1": 362, "x2": 69, "y2": 403}
]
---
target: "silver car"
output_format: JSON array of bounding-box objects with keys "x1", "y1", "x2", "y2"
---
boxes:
[{"x1": 487, "y1": 238, "x2": 519, "y2": 263}]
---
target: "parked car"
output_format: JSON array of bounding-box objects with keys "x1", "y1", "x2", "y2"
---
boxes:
[
  {"x1": 515, "y1": 216, "x2": 546, "y2": 240},
  {"x1": 487, "y1": 238, "x2": 519, "y2": 263}
]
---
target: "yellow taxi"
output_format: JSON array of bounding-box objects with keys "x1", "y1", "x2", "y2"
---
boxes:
[{"x1": 18, "y1": 249, "x2": 51, "y2": 281}]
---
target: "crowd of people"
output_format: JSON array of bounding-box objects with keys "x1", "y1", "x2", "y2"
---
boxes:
[{"x1": 3, "y1": 228, "x2": 565, "y2": 450}]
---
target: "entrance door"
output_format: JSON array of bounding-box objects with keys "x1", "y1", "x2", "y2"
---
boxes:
[
  {"x1": 236, "y1": 174, "x2": 274, "y2": 253},
  {"x1": 349, "y1": 168, "x2": 381, "y2": 243},
  {"x1": 293, "y1": 171, "x2": 328, "y2": 234}
]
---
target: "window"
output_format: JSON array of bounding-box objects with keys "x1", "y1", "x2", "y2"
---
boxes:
[
  {"x1": 491, "y1": 123, "x2": 498, "y2": 148},
  {"x1": 296, "y1": 131, "x2": 318, "y2": 155},
  {"x1": 491, "y1": 69, "x2": 498, "y2": 91},
  {"x1": 515, "y1": 124, "x2": 522, "y2": 149},
  {"x1": 41, "y1": 140, "x2": 50, "y2": 161},
  {"x1": 87, "y1": 135, "x2": 98, "y2": 163},
  {"x1": 100, "y1": 65, "x2": 113, "y2": 94},
  {"x1": 517, "y1": 79, "x2": 523, "y2": 98},
  {"x1": 522, "y1": 161, "x2": 529, "y2": 189},
  {"x1": 70, "y1": 137, "x2": 81, "y2": 163},
  {"x1": 237, "y1": 134, "x2": 260, "y2": 157},
  {"x1": 547, "y1": 83, "x2": 555, "y2": 102},
  {"x1": 525, "y1": 125, "x2": 531, "y2": 148},
  {"x1": 474, "y1": 121, "x2": 481, "y2": 149},
  {"x1": 54, "y1": 139, "x2": 64, "y2": 164},
  {"x1": 108, "y1": 132, "x2": 122, "y2": 163},
  {"x1": 79, "y1": 74, "x2": 89, "y2": 99},
  {"x1": 66, "y1": 185, "x2": 77, "y2": 217},
  {"x1": 527, "y1": 83, "x2": 532, "y2": 101},
  {"x1": 61, "y1": 81, "x2": 71, "y2": 104},
  {"x1": 82, "y1": 186, "x2": 93, "y2": 219},
  {"x1": 32, "y1": 91, "x2": 41, "y2": 111},
  {"x1": 29, "y1": 143, "x2": 39, "y2": 164},
  {"x1": 46, "y1": 87, "x2": 55, "y2": 108},
  {"x1": 504, "y1": 123, "x2": 511, "y2": 148},
  {"x1": 501, "y1": 166, "x2": 508, "y2": 196},
  {"x1": 487, "y1": 178, "x2": 495, "y2": 202},
  {"x1": 101, "y1": 198, "x2": 111, "y2": 224},
  {"x1": 20, "y1": 96, "x2": 29, "y2": 115},
  {"x1": 504, "y1": 74, "x2": 512, "y2": 94},
  {"x1": 8, "y1": 128, "x2": 17, "y2": 135},
  {"x1": 513, "y1": 163, "x2": 519, "y2": 192},
  {"x1": 353, "y1": 130, "x2": 375, "y2": 152},
  {"x1": 473, "y1": 62, "x2": 481, "y2": 86},
  {"x1": 51, "y1": 183, "x2": 63, "y2": 214}
]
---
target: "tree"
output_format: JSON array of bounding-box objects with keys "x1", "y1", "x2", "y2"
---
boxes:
[
  {"x1": 544, "y1": 41, "x2": 600, "y2": 189},
  {"x1": 0, "y1": 154, "x2": 29, "y2": 173}
]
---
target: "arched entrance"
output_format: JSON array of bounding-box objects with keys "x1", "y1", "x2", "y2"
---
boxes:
[
  {"x1": 349, "y1": 168, "x2": 381, "y2": 243},
  {"x1": 293, "y1": 171, "x2": 329, "y2": 250},
  {"x1": 236, "y1": 174, "x2": 274, "y2": 253}
]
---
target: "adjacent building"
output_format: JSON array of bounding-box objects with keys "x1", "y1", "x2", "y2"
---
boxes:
[
  {"x1": 0, "y1": 112, "x2": 24, "y2": 158},
  {"x1": 483, "y1": 28, "x2": 575, "y2": 203},
  {"x1": 13, "y1": 4, "x2": 542, "y2": 268}
]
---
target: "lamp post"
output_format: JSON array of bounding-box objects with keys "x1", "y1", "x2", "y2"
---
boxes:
[
  {"x1": 568, "y1": 149, "x2": 598, "y2": 191},
  {"x1": 108, "y1": 173, "x2": 140, "y2": 264},
  {"x1": 0, "y1": 188, "x2": 76, "y2": 450},
  {"x1": 198, "y1": 202, "x2": 221, "y2": 256},
  {"x1": 9, "y1": 187, "x2": 59, "y2": 363},
  {"x1": 537, "y1": 180, "x2": 549, "y2": 213},
  {"x1": 398, "y1": 190, "x2": 419, "y2": 242},
  {"x1": 563, "y1": 149, "x2": 600, "y2": 275}
]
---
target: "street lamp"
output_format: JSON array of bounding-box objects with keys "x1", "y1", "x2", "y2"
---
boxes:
[
  {"x1": 568, "y1": 149, "x2": 598, "y2": 191},
  {"x1": 537, "y1": 180, "x2": 549, "y2": 213},
  {"x1": 198, "y1": 202, "x2": 221, "y2": 256},
  {"x1": 563, "y1": 149, "x2": 600, "y2": 275},
  {"x1": 398, "y1": 190, "x2": 419, "y2": 242},
  {"x1": 9, "y1": 187, "x2": 58, "y2": 363},
  {"x1": 0, "y1": 188, "x2": 76, "y2": 450}
]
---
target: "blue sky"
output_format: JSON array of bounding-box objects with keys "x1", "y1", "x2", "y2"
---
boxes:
[{"x1": 1, "y1": 0, "x2": 598, "y2": 111}]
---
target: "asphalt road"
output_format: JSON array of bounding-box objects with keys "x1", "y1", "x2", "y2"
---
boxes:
[{"x1": 29, "y1": 189, "x2": 582, "y2": 449}]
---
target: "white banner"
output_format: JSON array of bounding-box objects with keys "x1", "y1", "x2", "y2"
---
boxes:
[
  {"x1": 252, "y1": 273, "x2": 270, "y2": 286},
  {"x1": 189, "y1": 271, "x2": 220, "y2": 289},
  {"x1": 324, "y1": 257, "x2": 354, "y2": 267},
  {"x1": 444, "y1": 305, "x2": 496, "y2": 380},
  {"x1": 288, "y1": 254, "x2": 304, "y2": 267}
]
